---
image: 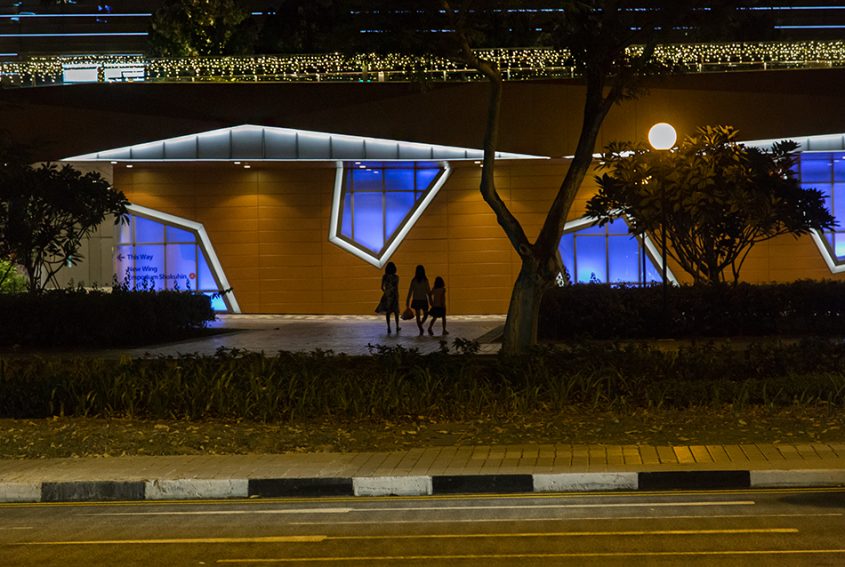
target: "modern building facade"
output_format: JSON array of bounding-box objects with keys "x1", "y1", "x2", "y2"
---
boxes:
[
  {"x1": 4, "y1": 38, "x2": 845, "y2": 314},
  {"x1": 4, "y1": 1, "x2": 845, "y2": 57}
]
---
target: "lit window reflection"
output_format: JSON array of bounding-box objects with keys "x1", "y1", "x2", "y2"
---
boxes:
[{"x1": 114, "y1": 213, "x2": 230, "y2": 312}]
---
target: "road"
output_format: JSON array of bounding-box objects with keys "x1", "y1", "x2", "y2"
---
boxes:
[{"x1": 1, "y1": 489, "x2": 844, "y2": 566}]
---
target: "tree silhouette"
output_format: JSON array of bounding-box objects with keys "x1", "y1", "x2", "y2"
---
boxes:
[
  {"x1": 0, "y1": 143, "x2": 129, "y2": 293},
  {"x1": 148, "y1": 0, "x2": 257, "y2": 57},
  {"x1": 588, "y1": 125, "x2": 836, "y2": 284}
]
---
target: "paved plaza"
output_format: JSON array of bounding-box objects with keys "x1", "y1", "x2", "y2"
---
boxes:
[{"x1": 121, "y1": 314, "x2": 506, "y2": 357}]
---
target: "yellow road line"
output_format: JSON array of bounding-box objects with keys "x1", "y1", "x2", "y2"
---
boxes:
[
  {"x1": 18, "y1": 536, "x2": 327, "y2": 546},
  {"x1": 328, "y1": 528, "x2": 799, "y2": 540},
  {"x1": 216, "y1": 549, "x2": 845, "y2": 563},
  {"x1": 14, "y1": 527, "x2": 796, "y2": 546}
]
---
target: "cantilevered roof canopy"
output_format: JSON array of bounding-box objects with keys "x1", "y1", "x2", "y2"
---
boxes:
[
  {"x1": 62, "y1": 124, "x2": 546, "y2": 162},
  {"x1": 742, "y1": 132, "x2": 845, "y2": 152}
]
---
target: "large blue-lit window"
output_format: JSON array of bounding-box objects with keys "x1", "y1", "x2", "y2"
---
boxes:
[
  {"x1": 558, "y1": 218, "x2": 661, "y2": 285},
  {"x1": 800, "y1": 152, "x2": 845, "y2": 259},
  {"x1": 114, "y1": 214, "x2": 230, "y2": 312},
  {"x1": 337, "y1": 162, "x2": 444, "y2": 256}
]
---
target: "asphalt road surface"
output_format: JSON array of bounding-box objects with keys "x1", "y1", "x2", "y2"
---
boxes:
[{"x1": 1, "y1": 488, "x2": 844, "y2": 566}]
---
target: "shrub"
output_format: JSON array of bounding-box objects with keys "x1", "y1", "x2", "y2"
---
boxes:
[
  {"x1": 538, "y1": 280, "x2": 845, "y2": 340},
  {"x1": 0, "y1": 258, "x2": 26, "y2": 293},
  {"x1": 0, "y1": 287, "x2": 215, "y2": 347},
  {"x1": 1, "y1": 340, "x2": 844, "y2": 421}
]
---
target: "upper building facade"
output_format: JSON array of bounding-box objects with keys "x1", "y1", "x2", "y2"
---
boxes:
[
  {"x1": 3, "y1": 1, "x2": 845, "y2": 57},
  {"x1": 3, "y1": 3, "x2": 845, "y2": 313}
]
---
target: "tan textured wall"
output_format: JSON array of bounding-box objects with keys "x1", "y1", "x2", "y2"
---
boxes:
[
  {"x1": 5, "y1": 69, "x2": 845, "y2": 163},
  {"x1": 116, "y1": 159, "x2": 841, "y2": 315}
]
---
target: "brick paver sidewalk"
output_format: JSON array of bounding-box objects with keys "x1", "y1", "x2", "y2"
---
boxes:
[
  {"x1": 2, "y1": 443, "x2": 844, "y2": 502},
  {"x1": 1, "y1": 442, "x2": 843, "y2": 483}
]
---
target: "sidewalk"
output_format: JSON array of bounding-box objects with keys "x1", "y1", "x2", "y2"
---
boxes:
[{"x1": 2, "y1": 442, "x2": 844, "y2": 502}]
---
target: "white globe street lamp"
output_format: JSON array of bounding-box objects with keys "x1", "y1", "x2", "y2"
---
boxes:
[
  {"x1": 648, "y1": 122, "x2": 676, "y2": 325},
  {"x1": 648, "y1": 122, "x2": 677, "y2": 150}
]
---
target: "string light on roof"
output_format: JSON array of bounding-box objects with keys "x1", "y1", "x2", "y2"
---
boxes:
[{"x1": 2, "y1": 41, "x2": 845, "y2": 87}]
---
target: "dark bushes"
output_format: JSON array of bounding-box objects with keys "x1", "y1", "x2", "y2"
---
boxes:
[
  {"x1": 0, "y1": 288, "x2": 215, "y2": 347},
  {"x1": 539, "y1": 280, "x2": 845, "y2": 340},
  {"x1": 1, "y1": 340, "x2": 844, "y2": 421}
]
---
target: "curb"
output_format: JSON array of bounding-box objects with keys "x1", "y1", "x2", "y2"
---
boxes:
[{"x1": 3, "y1": 470, "x2": 845, "y2": 503}]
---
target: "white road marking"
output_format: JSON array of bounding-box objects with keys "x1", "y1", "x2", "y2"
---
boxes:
[
  {"x1": 84, "y1": 500, "x2": 756, "y2": 517},
  {"x1": 0, "y1": 526, "x2": 34, "y2": 530},
  {"x1": 292, "y1": 512, "x2": 842, "y2": 526},
  {"x1": 359, "y1": 500, "x2": 756, "y2": 511}
]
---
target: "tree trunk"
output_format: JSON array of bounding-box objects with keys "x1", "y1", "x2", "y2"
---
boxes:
[
  {"x1": 24, "y1": 263, "x2": 39, "y2": 294},
  {"x1": 501, "y1": 257, "x2": 549, "y2": 355}
]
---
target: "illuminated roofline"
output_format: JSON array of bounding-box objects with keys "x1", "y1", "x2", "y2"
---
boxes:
[
  {"x1": 62, "y1": 124, "x2": 547, "y2": 162},
  {"x1": 125, "y1": 204, "x2": 241, "y2": 313},
  {"x1": 328, "y1": 161, "x2": 451, "y2": 268},
  {"x1": 740, "y1": 132, "x2": 845, "y2": 152}
]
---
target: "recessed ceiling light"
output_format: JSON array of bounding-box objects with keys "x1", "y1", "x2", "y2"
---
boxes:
[{"x1": 126, "y1": 164, "x2": 134, "y2": 168}]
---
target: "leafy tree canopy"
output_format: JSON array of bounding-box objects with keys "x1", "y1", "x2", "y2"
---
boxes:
[
  {"x1": 587, "y1": 125, "x2": 836, "y2": 284},
  {"x1": 0, "y1": 142, "x2": 129, "y2": 293},
  {"x1": 148, "y1": 0, "x2": 258, "y2": 57}
]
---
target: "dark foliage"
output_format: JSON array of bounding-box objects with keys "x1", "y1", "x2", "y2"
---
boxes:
[
  {"x1": 1, "y1": 340, "x2": 844, "y2": 420},
  {"x1": 148, "y1": 0, "x2": 258, "y2": 57},
  {"x1": 0, "y1": 141, "x2": 129, "y2": 293},
  {"x1": 588, "y1": 126, "x2": 835, "y2": 284},
  {"x1": 0, "y1": 287, "x2": 214, "y2": 347},
  {"x1": 539, "y1": 280, "x2": 845, "y2": 340}
]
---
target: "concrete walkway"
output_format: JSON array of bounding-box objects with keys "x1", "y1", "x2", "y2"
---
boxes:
[{"x1": 119, "y1": 314, "x2": 506, "y2": 357}]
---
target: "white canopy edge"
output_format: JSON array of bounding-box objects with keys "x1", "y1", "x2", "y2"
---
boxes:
[{"x1": 62, "y1": 124, "x2": 548, "y2": 162}]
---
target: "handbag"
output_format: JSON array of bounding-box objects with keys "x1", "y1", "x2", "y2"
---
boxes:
[{"x1": 401, "y1": 307, "x2": 415, "y2": 320}]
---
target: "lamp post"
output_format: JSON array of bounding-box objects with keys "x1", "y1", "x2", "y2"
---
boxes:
[{"x1": 648, "y1": 122, "x2": 677, "y2": 322}]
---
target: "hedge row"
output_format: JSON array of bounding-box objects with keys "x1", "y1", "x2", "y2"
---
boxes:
[
  {"x1": 539, "y1": 280, "x2": 845, "y2": 340},
  {"x1": 0, "y1": 288, "x2": 215, "y2": 347},
  {"x1": 1, "y1": 341, "x2": 844, "y2": 421}
]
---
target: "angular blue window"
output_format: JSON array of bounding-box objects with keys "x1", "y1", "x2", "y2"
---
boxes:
[
  {"x1": 801, "y1": 153, "x2": 834, "y2": 184},
  {"x1": 114, "y1": 212, "x2": 236, "y2": 312},
  {"x1": 800, "y1": 152, "x2": 845, "y2": 265},
  {"x1": 557, "y1": 217, "x2": 664, "y2": 285},
  {"x1": 332, "y1": 161, "x2": 449, "y2": 267}
]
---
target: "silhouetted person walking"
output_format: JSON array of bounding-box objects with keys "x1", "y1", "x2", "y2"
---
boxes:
[
  {"x1": 375, "y1": 261, "x2": 400, "y2": 334},
  {"x1": 427, "y1": 276, "x2": 449, "y2": 336},
  {"x1": 406, "y1": 264, "x2": 431, "y2": 336}
]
